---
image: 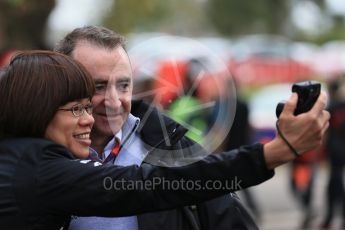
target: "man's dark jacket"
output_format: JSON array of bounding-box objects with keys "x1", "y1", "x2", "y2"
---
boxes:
[{"x1": 131, "y1": 100, "x2": 274, "y2": 230}]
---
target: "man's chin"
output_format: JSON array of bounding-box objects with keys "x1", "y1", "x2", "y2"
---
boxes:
[
  {"x1": 93, "y1": 114, "x2": 124, "y2": 134},
  {"x1": 94, "y1": 121, "x2": 122, "y2": 136},
  {"x1": 93, "y1": 126, "x2": 120, "y2": 137}
]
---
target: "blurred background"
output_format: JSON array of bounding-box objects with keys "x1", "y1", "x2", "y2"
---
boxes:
[{"x1": 1, "y1": 0, "x2": 345, "y2": 229}]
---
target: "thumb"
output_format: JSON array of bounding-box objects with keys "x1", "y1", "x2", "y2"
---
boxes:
[{"x1": 282, "y1": 93, "x2": 298, "y2": 116}]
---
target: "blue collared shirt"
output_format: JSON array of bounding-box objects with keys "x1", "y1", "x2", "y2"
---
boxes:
[{"x1": 69, "y1": 114, "x2": 149, "y2": 230}]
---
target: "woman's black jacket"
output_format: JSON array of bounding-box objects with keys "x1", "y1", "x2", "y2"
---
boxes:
[{"x1": 0, "y1": 135, "x2": 272, "y2": 230}]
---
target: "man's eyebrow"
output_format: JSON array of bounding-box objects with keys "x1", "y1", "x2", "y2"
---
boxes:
[
  {"x1": 94, "y1": 80, "x2": 108, "y2": 84},
  {"x1": 116, "y1": 77, "x2": 131, "y2": 83}
]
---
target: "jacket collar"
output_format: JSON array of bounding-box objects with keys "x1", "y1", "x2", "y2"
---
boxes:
[{"x1": 131, "y1": 100, "x2": 188, "y2": 148}]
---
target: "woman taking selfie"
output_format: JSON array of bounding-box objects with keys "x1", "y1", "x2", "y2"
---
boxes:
[
  {"x1": 0, "y1": 50, "x2": 329, "y2": 230},
  {"x1": 0, "y1": 50, "x2": 276, "y2": 229}
]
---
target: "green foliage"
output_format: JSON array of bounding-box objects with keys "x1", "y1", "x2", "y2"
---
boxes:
[
  {"x1": 298, "y1": 14, "x2": 345, "y2": 44},
  {"x1": 103, "y1": 0, "x2": 214, "y2": 36},
  {"x1": 206, "y1": 0, "x2": 290, "y2": 35},
  {"x1": 5, "y1": 0, "x2": 25, "y2": 7},
  {"x1": 104, "y1": 0, "x2": 172, "y2": 34}
]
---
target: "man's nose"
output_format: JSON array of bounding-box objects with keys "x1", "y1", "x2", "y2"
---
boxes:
[{"x1": 105, "y1": 86, "x2": 121, "y2": 108}]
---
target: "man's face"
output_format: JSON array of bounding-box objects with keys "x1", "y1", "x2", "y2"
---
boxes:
[{"x1": 72, "y1": 42, "x2": 133, "y2": 138}]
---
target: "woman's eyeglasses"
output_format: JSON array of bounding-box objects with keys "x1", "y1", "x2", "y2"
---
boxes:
[{"x1": 58, "y1": 103, "x2": 93, "y2": 117}]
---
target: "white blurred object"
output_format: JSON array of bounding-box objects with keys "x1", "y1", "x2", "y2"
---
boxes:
[
  {"x1": 230, "y1": 34, "x2": 291, "y2": 61},
  {"x1": 290, "y1": 41, "x2": 319, "y2": 64},
  {"x1": 45, "y1": 0, "x2": 114, "y2": 47},
  {"x1": 311, "y1": 41, "x2": 345, "y2": 78},
  {"x1": 127, "y1": 34, "x2": 231, "y2": 81},
  {"x1": 249, "y1": 84, "x2": 291, "y2": 130},
  {"x1": 326, "y1": 0, "x2": 345, "y2": 15}
]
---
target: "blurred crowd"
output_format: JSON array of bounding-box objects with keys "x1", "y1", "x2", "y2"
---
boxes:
[{"x1": 126, "y1": 35, "x2": 345, "y2": 230}]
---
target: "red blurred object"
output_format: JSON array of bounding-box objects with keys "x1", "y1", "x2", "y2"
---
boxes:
[
  {"x1": 229, "y1": 56, "x2": 314, "y2": 86},
  {"x1": 153, "y1": 60, "x2": 188, "y2": 108},
  {"x1": 0, "y1": 49, "x2": 17, "y2": 67},
  {"x1": 153, "y1": 60, "x2": 229, "y2": 108}
]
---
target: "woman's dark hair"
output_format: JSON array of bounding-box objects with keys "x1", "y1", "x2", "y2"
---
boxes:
[{"x1": 0, "y1": 50, "x2": 95, "y2": 138}]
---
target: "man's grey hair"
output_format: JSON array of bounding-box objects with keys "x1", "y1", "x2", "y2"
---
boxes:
[{"x1": 54, "y1": 26, "x2": 126, "y2": 56}]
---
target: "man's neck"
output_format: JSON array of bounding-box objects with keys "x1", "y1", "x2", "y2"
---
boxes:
[{"x1": 90, "y1": 133, "x2": 113, "y2": 157}]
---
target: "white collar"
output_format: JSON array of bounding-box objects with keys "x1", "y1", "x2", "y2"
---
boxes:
[{"x1": 102, "y1": 113, "x2": 140, "y2": 159}]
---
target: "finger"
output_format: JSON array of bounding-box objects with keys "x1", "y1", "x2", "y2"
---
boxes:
[
  {"x1": 281, "y1": 93, "x2": 298, "y2": 115},
  {"x1": 321, "y1": 111, "x2": 330, "y2": 133},
  {"x1": 310, "y1": 91, "x2": 327, "y2": 113},
  {"x1": 323, "y1": 110, "x2": 331, "y2": 122},
  {"x1": 322, "y1": 121, "x2": 329, "y2": 135}
]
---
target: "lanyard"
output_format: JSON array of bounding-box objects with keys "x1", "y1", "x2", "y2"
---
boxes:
[{"x1": 103, "y1": 138, "x2": 121, "y2": 164}]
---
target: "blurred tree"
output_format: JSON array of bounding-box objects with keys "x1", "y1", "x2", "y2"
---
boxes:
[
  {"x1": 103, "y1": 0, "x2": 172, "y2": 34},
  {"x1": 310, "y1": 15, "x2": 345, "y2": 43},
  {"x1": 294, "y1": 0, "x2": 345, "y2": 43},
  {"x1": 103, "y1": 0, "x2": 214, "y2": 36},
  {"x1": 312, "y1": 0, "x2": 326, "y2": 9},
  {"x1": 0, "y1": 0, "x2": 55, "y2": 49},
  {"x1": 207, "y1": 0, "x2": 291, "y2": 35},
  {"x1": 103, "y1": 0, "x2": 340, "y2": 40},
  {"x1": 206, "y1": 0, "x2": 334, "y2": 38}
]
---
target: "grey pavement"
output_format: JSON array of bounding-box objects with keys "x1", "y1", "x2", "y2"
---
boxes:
[{"x1": 238, "y1": 164, "x2": 344, "y2": 230}]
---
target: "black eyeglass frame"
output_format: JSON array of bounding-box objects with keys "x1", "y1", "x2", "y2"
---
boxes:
[{"x1": 58, "y1": 103, "x2": 93, "y2": 117}]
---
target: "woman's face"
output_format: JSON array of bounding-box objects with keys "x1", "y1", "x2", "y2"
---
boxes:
[{"x1": 45, "y1": 98, "x2": 94, "y2": 159}]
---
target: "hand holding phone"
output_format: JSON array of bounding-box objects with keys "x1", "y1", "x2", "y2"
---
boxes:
[{"x1": 276, "y1": 81, "x2": 321, "y2": 118}]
